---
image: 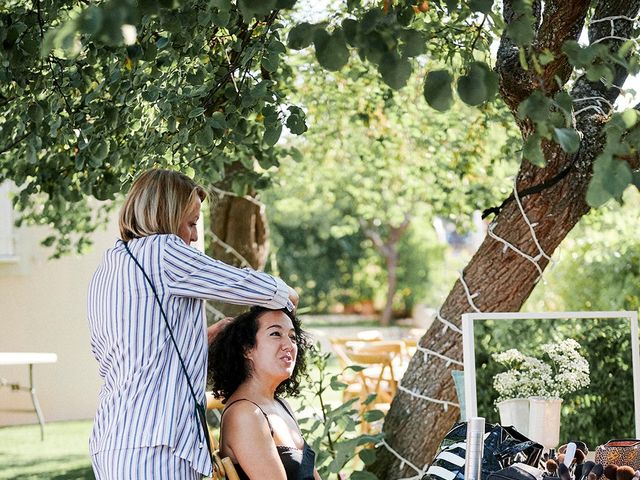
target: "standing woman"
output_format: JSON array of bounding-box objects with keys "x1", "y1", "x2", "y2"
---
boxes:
[
  {"x1": 87, "y1": 169, "x2": 298, "y2": 479},
  {"x1": 209, "y1": 307, "x2": 321, "y2": 480}
]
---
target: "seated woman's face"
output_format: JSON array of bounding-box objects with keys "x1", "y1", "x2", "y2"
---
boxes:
[{"x1": 247, "y1": 311, "x2": 298, "y2": 382}]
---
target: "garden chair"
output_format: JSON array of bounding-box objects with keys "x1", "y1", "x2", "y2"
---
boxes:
[
  {"x1": 348, "y1": 340, "x2": 406, "y2": 399},
  {"x1": 344, "y1": 349, "x2": 398, "y2": 433},
  {"x1": 211, "y1": 450, "x2": 241, "y2": 480},
  {"x1": 206, "y1": 394, "x2": 240, "y2": 480},
  {"x1": 347, "y1": 349, "x2": 397, "y2": 405},
  {"x1": 328, "y1": 337, "x2": 366, "y2": 402}
]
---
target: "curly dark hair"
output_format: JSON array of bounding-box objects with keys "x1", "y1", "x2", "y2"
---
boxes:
[{"x1": 208, "y1": 306, "x2": 311, "y2": 403}]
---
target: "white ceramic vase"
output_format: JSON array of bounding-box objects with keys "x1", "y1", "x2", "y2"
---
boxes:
[
  {"x1": 527, "y1": 396, "x2": 562, "y2": 450},
  {"x1": 496, "y1": 398, "x2": 530, "y2": 436}
]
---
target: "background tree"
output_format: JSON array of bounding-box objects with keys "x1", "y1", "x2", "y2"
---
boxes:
[
  {"x1": 4, "y1": 1, "x2": 640, "y2": 478},
  {"x1": 0, "y1": 0, "x2": 306, "y2": 258},
  {"x1": 265, "y1": 59, "x2": 516, "y2": 324},
  {"x1": 474, "y1": 190, "x2": 640, "y2": 448},
  {"x1": 355, "y1": 2, "x2": 640, "y2": 477}
]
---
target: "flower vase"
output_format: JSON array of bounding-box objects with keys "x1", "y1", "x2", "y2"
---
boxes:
[
  {"x1": 527, "y1": 397, "x2": 562, "y2": 450},
  {"x1": 496, "y1": 398, "x2": 530, "y2": 436}
]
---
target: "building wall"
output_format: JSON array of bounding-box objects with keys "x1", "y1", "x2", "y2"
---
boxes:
[
  {"x1": 0, "y1": 189, "x2": 206, "y2": 427},
  {"x1": 0, "y1": 218, "x2": 118, "y2": 426}
]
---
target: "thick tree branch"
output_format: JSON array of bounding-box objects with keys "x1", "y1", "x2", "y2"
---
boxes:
[
  {"x1": 571, "y1": 0, "x2": 640, "y2": 178},
  {"x1": 496, "y1": 0, "x2": 541, "y2": 111},
  {"x1": 534, "y1": 0, "x2": 590, "y2": 92}
]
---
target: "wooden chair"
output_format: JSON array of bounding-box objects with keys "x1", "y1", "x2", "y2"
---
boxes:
[
  {"x1": 206, "y1": 393, "x2": 240, "y2": 480},
  {"x1": 211, "y1": 449, "x2": 241, "y2": 480},
  {"x1": 207, "y1": 392, "x2": 225, "y2": 411},
  {"x1": 347, "y1": 350, "x2": 397, "y2": 404},
  {"x1": 328, "y1": 337, "x2": 366, "y2": 402},
  {"x1": 349, "y1": 340, "x2": 406, "y2": 399}
]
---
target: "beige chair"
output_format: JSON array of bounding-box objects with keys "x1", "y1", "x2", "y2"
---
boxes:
[
  {"x1": 347, "y1": 350, "x2": 397, "y2": 404},
  {"x1": 207, "y1": 393, "x2": 225, "y2": 411},
  {"x1": 211, "y1": 450, "x2": 241, "y2": 480},
  {"x1": 206, "y1": 393, "x2": 240, "y2": 480},
  {"x1": 349, "y1": 340, "x2": 406, "y2": 399}
]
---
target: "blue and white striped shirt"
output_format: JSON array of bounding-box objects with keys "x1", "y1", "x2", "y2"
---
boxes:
[{"x1": 87, "y1": 234, "x2": 292, "y2": 475}]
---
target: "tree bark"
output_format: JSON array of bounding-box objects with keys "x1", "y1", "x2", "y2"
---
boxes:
[
  {"x1": 206, "y1": 191, "x2": 270, "y2": 318},
  {"x1": 370, "y1": 1, "x2": 640, "y2": 478},
  {"x1": 382, "y1": 247, "x2": 399, "y2": 327}
]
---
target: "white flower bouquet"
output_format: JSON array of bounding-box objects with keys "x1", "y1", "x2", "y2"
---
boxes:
[{"x1": 492, "y1": 339, "x2": 590, "y2": 403}]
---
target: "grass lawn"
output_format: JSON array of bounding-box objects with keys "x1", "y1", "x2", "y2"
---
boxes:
[
  {"x1": 0, "y1": 320, "x2": 412, "y2": 478},
  {"x1": 0, "y1": 421, "x2": 94, "y2": 479}
]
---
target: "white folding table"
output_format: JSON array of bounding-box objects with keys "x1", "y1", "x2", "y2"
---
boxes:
[{"x1": 0, "y1": 352, "x2": 58, "y2": 440}]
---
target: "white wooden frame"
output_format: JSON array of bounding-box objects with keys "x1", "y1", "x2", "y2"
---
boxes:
[{"x1": 461, "y1": 310, "x2": 640, "y2": 436}]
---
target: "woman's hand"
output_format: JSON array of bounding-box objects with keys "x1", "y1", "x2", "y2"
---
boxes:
[
  {"x1": 207, "y1": 318, "x2": 232, "y2": 345},
  {"x1": 288, "y1": 286, "x2": 299, "y2": 310}
]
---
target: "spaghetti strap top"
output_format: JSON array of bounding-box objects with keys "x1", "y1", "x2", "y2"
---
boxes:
[{"x1": 220, "y1": 398, "x2": 316, "y2": 480}]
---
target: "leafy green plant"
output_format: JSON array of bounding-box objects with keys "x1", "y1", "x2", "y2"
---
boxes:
[{"x1": 298, "y1": 344, "x2": 382, "y2": 480}]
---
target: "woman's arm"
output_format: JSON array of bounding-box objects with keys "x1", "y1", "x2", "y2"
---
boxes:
[
  {"x1": 163, "y1": 236, "x2": 297, "y2": 310},
  {"x1": 222, "y1": 402, "x2": 288, "y2": 480}
]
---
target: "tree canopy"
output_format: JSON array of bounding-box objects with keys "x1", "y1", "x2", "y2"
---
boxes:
[
  {"x1": 3, "y1": 0, "x2": 640, "y2": 256},
  {"x1": 4, "y1": 0, "x2": 640, "y2": 478},
  {"x1": 264, "y1": 57, "x2": 517, "y2": 320}
]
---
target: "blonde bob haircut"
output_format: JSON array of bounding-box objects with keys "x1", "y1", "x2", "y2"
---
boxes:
[{"x1": 119, "y1": 169, "x2": 207, "y2": 242}]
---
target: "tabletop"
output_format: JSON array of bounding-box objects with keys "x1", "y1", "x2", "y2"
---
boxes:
[{"x1": 0, "y1": 352, "x2": 58, "y2": 366}]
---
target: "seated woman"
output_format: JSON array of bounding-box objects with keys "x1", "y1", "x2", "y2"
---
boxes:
[{"x1": 209, "y1": 307, "x2": 321, "y2": 480}]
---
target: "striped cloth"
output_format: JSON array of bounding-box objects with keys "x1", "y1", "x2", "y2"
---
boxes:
[
  {"x1": 87, "y1": 234, "x2": 292, "y2": 476},
  {"x1": 92, "y1": 446, "x2": 201, "y2": 479},
  {"x1": 425, "y1": 440, "x2": 467, "y2": 480}
]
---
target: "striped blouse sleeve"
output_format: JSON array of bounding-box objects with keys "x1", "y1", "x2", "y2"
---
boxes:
[{"x1": 163, "y1": 236, "x2": 292, "y2": 310}]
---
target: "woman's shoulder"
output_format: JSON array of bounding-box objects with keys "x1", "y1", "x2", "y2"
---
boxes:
[
  {"x1": 222, "y1": 399, "x2": 273, "y2": 436},
  {"x1": 223, "y1": 398, "x2": 267, "y2": 419}
]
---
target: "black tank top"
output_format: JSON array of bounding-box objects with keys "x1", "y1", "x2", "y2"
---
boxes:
[{"x1": 220, "y1": 397, "x2": 316, "y2": 480}]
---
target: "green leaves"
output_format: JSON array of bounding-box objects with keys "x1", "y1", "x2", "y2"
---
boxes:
[
  {"x1": 351, "y1": 472, "x2": 379, "y2": 480},
  {"x1": 424, "y1": 63, "x2": 496, "y2": 111},
  {"x1": 587, "y1": 156, "x2": 633, "y2": 207},
  {"x1": 287, "y1": 22, "x2": 318, "y2": 50},
  {"x1": 379, "y1": 54, "x2": 412, "y2": 90},
  {"x1": 469, "y1": 0, "x2": 493, "y2": 14},
  {"x1": 295, "y1": 346, "x2": 383, "y2": 480},
  {"x1": 286, "y1": 106, "x2": 307, "y2": 135},
  {"x1": 456, "y1": 62, "x2": 498, "y2": 106},
  {"x1": 585, "y1": 110, "x2": 640, "y2": 207},
  {"x1": 517, "y1": 89, "x2": 584, "y2": 163},
  {"x1": 505, "y1": 0, "x2": 535, "y2": 45},
  {"x1": 424, "y1": 70, "x2": 454, "y2": 111},
  {"x1": 263, "y1": 124, "x2": 283, "y2": 146},
  {"x1": 195, "y1": 126, "x2": 214, "y2": 147},
  {"x1": 523, "y1": 133, "x2": 545, "y2": 166},
  {"x1": 3, "y1": 0, "x2": 309, "y2": 256},
  {"x1": 553, "y1": 128, "x2": 581, "y2": 154},
  {"x1": 189, "y1": 107, "x2": 205, "y2": 118},
  {"x1": 313, "y1": 28, "x2": 350, "y2": 71},
  {"x1": 238, "y1": 0, "x2": 277, "y2": 20}
]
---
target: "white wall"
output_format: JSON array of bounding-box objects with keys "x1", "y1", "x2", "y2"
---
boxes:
[{"x1": 0, "y1": 214, "x2": 118, "y2": 426}]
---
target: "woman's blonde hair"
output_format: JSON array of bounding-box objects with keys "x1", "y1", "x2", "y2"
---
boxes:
[{"x1": 119, "y1": 169, "x2": 207, "y2": 242}]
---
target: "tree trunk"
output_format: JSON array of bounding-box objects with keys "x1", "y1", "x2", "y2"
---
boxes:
[
  {"x1": 206, "y1": 192, "x2": 270, "y2": 318},
  {"x1": 363, "y1": 217, "x2": 412, "y2": 326},
  {"x1": 370, "y1": 1, "x2": 640, "y2": 478},
  {"x1": 381, "y1": 245, "x2": 399, "y2": 327}
]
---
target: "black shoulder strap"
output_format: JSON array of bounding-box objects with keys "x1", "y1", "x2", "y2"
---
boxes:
[
  {"x1": 222, "y1": 398, "x2": 274, "y2": 436},
  {"x1": 275, "y1": 397, "x2": 296, "y2": 421},
  {"x1": 123, "y1": 241, "x2": 212, "y2": 459}
]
